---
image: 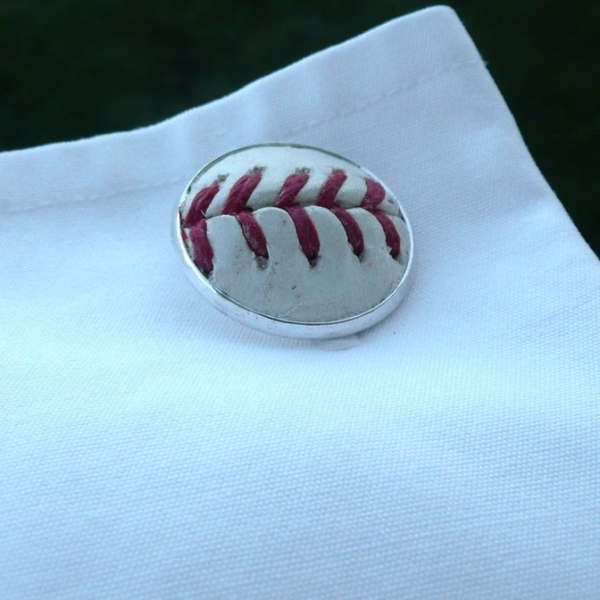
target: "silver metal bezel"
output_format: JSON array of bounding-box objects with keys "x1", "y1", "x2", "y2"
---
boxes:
[{"x1": 173, "y1": 143, "x2": 414, "y2": 339}]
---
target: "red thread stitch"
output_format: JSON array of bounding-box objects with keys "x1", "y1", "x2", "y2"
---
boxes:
[
  {"x1": 316, "y1": 171, "x2": 347, "y2": 207},
  {"x1": 285, "y1": 205, "x2": 320, "y2": 262},
  {"x1": 361, "y1": 178, "x2": 386, "y2": 211},
  {"x1": 235, "y1": 211, "x2": 269, "y2": 260},
  {"x1": 184, "y1": 183, "x2": 220, "y2": 228},
  {"x1": 276, "y1": 172, "x2": 310, "y2": 207},
  {"x1": 189, "y1": 220, "x2": 214, "y2": 275},
  {"x1": 331, "y1": 208, "x2": 364, "y2": 256},
  {"x1": 223, "y1": 172, "x2": 263, "y2": 214},
  {"x1": 315, "y1": 171, "x2": 366, "y2": 256},
  {"x1": 274, "y1": 173, "x2": 319, "y2": 263},
  {"x1": 371, "y1": 212, "x2": 401, "y2": 259},
  {"x1": 361, "y1": 179, "x2": 400, "y2": 258},
  {"x1": 182, "y1": 170, "x2": 401, "y2": 275}
]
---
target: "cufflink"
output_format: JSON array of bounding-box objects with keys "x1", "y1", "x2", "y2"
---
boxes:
[{"x1": 173, "y1": 143, "x2": 414, "y2": 339}]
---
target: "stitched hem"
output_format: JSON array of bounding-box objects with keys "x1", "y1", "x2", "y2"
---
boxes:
[{"x1": 1, "y1": 59, "x2": 483, "y2": 214}]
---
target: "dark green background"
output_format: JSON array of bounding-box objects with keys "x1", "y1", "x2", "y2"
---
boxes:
[{"x1": 1, "y1": 0, "x2": 598, "y2": 255}]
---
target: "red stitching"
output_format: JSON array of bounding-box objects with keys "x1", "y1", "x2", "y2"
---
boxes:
[
  {"x1": 181, "y1": 170, "x2": 401, "y2": 275},
  {"x1": 359, "y1": 179, "x2": 400, "y2": 259},
  {"x1": 222, "y1": 172, "x2": 262, "y2": 214},
  {"x1": 316, "y1": 171, "x2": 347, "y2": 207},
  {"x1": 183, "y1": 183, "x2": 220, "y2": 228},
  {"x1": 285, "y1": 205, "x2": 320, "y2": 263},
  {"x1": 276, "y1": 172, "x2": 310, "y2": 207},
  {"x1": 274, "y1": 172, "x2": 320, "y2": 263},
  {"x1": 330, "y1": 207, "x2": 364, "y2": 256},
  {"x1": 371, "y1": 212, "x2": 400, "y2": 259},
  {"x1": 235, "y1": 211, "x2": 269, "y2": 261},
  {"x1": 189, "y1": 220, "x2": 214, "y2": 275},
  {"x1": 361, "y1": 178, "x2": 386, "y2": 211}
]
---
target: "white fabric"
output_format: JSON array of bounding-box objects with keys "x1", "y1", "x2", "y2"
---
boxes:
[{"x1": 1, "y1": 6, "x2": 599, "y2": 598}]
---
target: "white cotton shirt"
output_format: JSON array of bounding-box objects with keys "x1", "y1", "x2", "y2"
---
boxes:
[{"x1": 1, "y1": 6, "x2": 599, "y2": 599}]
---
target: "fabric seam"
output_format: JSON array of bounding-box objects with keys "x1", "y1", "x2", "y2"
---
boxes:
[{"x1": 2, "y1": 59, "x2": 484, "y2": 213}]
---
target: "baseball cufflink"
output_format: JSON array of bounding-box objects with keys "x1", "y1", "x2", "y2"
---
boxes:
[{"x1": 173, "y1": 143, "x2": 414, "y2": 339}]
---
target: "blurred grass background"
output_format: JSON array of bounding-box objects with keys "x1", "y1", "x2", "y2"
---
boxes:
[{"x1": 1, "y1": 0, "x2": 598, "y2": 255}]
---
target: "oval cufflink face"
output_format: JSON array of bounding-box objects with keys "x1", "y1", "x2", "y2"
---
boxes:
[{"x1": 174, "y1": 143, "x2": 414, "y2": 339}]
